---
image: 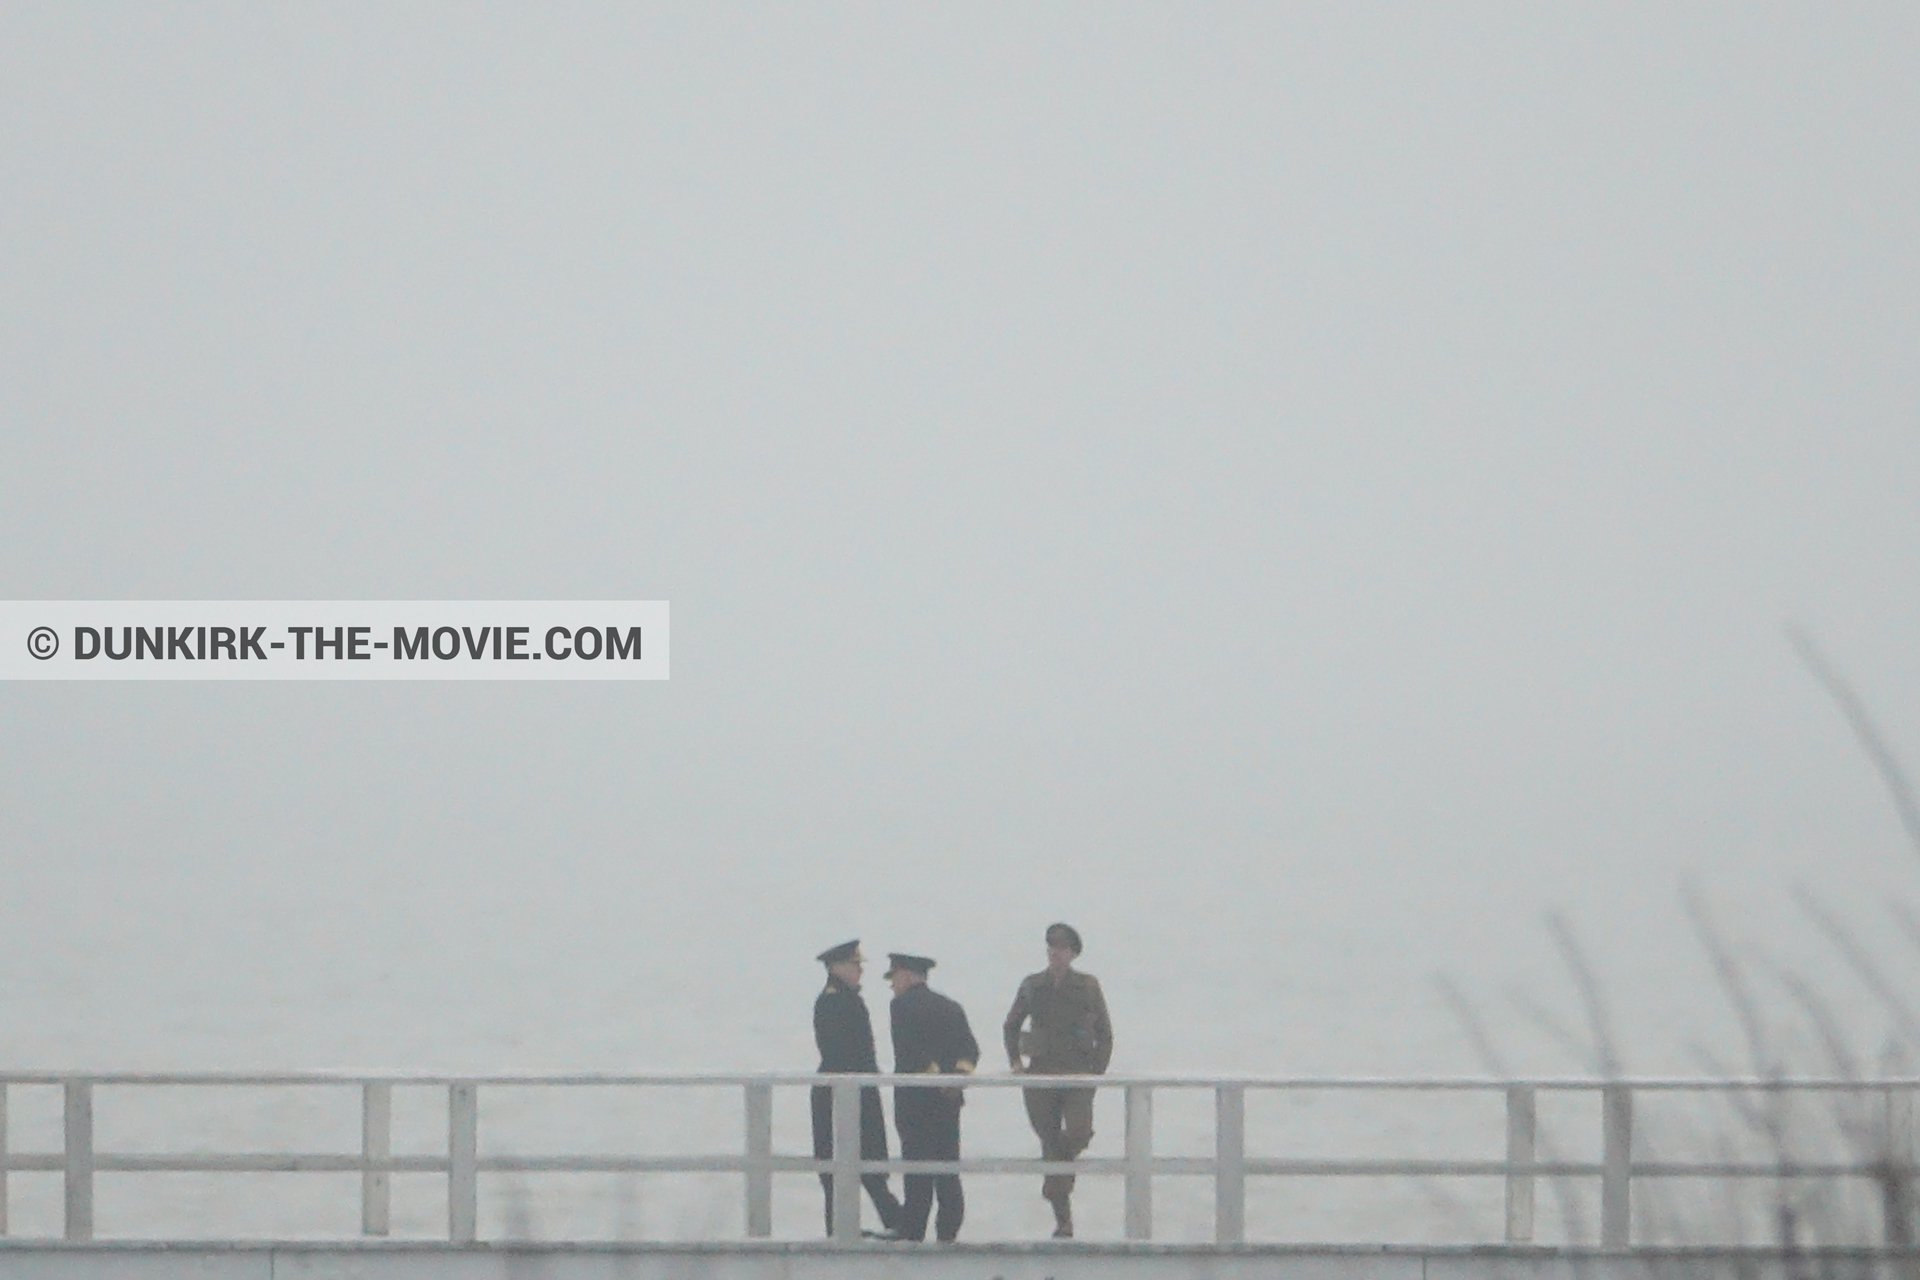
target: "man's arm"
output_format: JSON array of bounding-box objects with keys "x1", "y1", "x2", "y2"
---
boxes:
[
  {"x1": 825, "y1": 992, "x2": 884, "y2": 1073},
  {"x1": 955, "y1": 1004, "x2": 982, "y2": 1075},
  {"x1": 1002, "y1": 978, "x2": 1031, "y2": 1069},
  {"x1": 890, "y1": 998, "x2": 921, "y2": 1074},
  {"x1": 1089, "y1": 976, "x2": 1114, "y2": 1074},
  {"x1": 813, "y1": 995, "x2": 838, "y2": 1066},
  {"x1": 816, "y1": 992, "x2": 860, "y2": 1071},
  {"x1": 937, "y1": 1001, "x2": 981, "y2": 1103}
]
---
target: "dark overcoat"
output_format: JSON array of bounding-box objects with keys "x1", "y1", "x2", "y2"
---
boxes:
[
  {"x1": 811, "y1": 977, "x2": 890, "y2": 1162},
  {"x1": 890, "y1": 983, "x2": 980, "y2": 1134}
]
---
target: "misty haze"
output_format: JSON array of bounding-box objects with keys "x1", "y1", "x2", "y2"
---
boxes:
[{"x1": 2, "y1": 3, "x2": 1917, "y2": 1248}]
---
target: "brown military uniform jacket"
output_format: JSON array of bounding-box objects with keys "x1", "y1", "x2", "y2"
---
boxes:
[{"x1": 1002, "y1": 968, "x2": 1113, "y2": 1075}]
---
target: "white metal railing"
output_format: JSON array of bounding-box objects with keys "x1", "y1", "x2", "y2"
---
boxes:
[{"x1": 0, "y1": 1073, "x2": 1913, "y2": 1246}]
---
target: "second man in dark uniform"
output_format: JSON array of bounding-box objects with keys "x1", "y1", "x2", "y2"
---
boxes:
[{"x1": 886, "y1": 953, "x2": 980, "y2": 1243}]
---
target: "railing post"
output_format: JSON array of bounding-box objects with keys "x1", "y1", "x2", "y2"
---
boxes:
[
  {"x1": 831, "y1": 1078, "x2": 861, "y2": 1243},
  {"x1": 1215, "y1": 1083, "x2": 1246, "y2": 1244},
  {"x1": 449, "y1": 1082, "x2": 478, "y2": 1244},
  {"x1": 64, "y1": 1080, "x2": 93, "y2": 1242},
  {"x1": 1125, "y1": 1083, "x2": 1154, "y2": 1241},
  {"x1": 1601, "y1": 1084, "x2": 1631, "y2": 1248},
  {"x1": 0, "y1": 1080, "x2": 9, "y2": 1237},
  {"x1": 1505, "y1": 1084, "x2": 1536, "y2": 1244},
  {"x1": 362, "y1": 1082, "x2": 392, "y2": 1237},
  {"x1": 745, "y1": 1082, "x2": 774, "y2": 1239}
]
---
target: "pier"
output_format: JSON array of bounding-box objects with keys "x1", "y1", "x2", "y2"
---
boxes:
[{"x1": 0, "y1": 1072, "x2": 1913, "y2": 1275}]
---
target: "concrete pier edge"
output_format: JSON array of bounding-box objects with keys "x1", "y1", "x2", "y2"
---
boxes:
[{"x1": 0, "y1": 1242, "x2": 1914, "y2": 1279}]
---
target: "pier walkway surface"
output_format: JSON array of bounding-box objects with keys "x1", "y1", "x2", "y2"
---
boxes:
[{"x1": 0, "y1": 1243, "x2": 1914, "y2": 1280}]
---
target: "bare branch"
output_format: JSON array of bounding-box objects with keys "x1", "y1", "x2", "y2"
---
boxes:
[
  {"x1": 1885, "y1": 897, "x2": 1920, "y2": 967},
  {"x1": 1546, "y1": 911, "x2": 1624, "y2": 1078},
  {"x1": 1771, "y1": 964, "x2": 1866, "y2": 1083},
  {"x1": 1434, "y1": 975, "x2": 1513, "y2": 1077},
  {"x1": 1787, "y1": 623, "x2": 1920, "y2": 860},
  {"x1": 1435, "y1": 972, "x2": 1589, "y2": 1244},
  {"x1": 1684, "y1": 881, "x2": 1782, "y2": 1079},
  {"x1": 1505, "y1": 983, "x2": 1606, "y2": 1073},
  {"x1": 1793, "y1": 883, "x2": 1920, "y2": 1046}
]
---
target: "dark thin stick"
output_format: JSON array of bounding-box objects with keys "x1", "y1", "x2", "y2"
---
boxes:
[
  {"x1": 1787, "y1": 623, "x2": 1920, "y2": 860},
  {"x1": 1687, "y1": 1041, "x2": 1771, "y2": 1134},
  {"x1": 1434, "y1": 975, "x2": 1513, "y2": 1078},
  {"x1": 1884, "y1": 897, "x2": 1920, "y2": 970},
  {"x1": 1437, "y1": 974, "x2": 1590, "y2": 1244},
  {"x1": 1505, "y1": 985, "x2": 1605, "y2": 1073},
  {"x1": 1772, "y1": 965, "x2": 1866, "y2": 1084},
  {"x1": 1683, "y1": 881, "x2": 1802, "y2": 1213},
  {"x1": 1545, "y1": 911, "x2": 1623, "y2": 1079},
  {"x1": 1684, "y1": 881, "x2": 1783, "y2": 1079},
  {"x1": 1793, "y1": 884, "x2": 1920, "y2": 1046}
]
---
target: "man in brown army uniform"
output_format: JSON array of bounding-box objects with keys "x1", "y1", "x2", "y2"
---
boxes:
[{"x1": 1003, "y1": 922, "x2": 1113, "y2": 1239}]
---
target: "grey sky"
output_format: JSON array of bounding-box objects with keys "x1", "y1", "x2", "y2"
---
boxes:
[{"x1": 1, "y1": 5, "x2": 1917, "y2": 1076}]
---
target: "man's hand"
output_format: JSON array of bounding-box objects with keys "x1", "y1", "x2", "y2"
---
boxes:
[{"x1": 942, "y1": 1060, "x2": 974, "y2": 1103}]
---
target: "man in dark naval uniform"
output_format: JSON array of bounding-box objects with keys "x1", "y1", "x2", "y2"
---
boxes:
[
  {"x1": 886, "y1": 952, "x2": 980, "y2": 1243},
  {"x1": 811, "y1": 940, "x2": 903, "y2": 1238}
]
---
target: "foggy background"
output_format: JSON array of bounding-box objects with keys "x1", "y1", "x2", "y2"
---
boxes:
[{"x1": 2, "y1": 2, "x2": 1917, "y2": 1243}]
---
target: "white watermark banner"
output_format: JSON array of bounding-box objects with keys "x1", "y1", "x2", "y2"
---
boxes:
[{"x1": 0, "y1": 601, "x2": 668, "y2": 681}]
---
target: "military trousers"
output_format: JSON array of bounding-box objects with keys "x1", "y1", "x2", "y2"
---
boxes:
[
  {"x1": 1023, "y1": 1083, "x2": 1095, "y2": 1203},
  {"x1": 809, "y1": 1084, "x2": 902, "y2": 1235},
  {"x1": 895, "y1": 1090, "x2": 964, "y2": 1242}
]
